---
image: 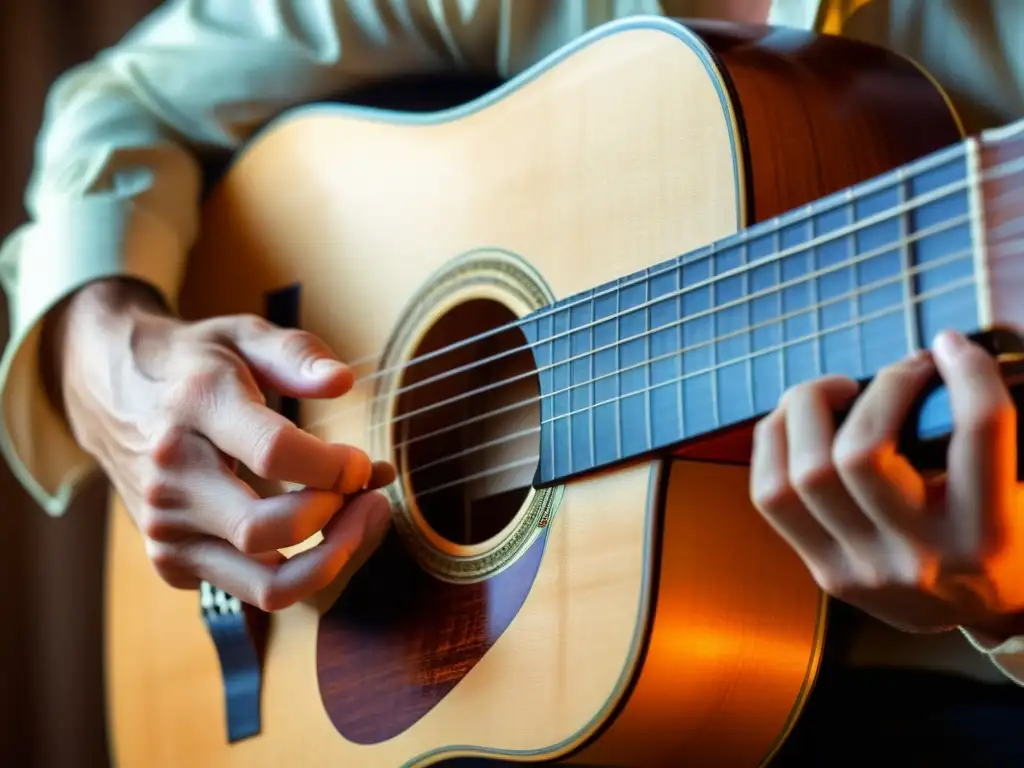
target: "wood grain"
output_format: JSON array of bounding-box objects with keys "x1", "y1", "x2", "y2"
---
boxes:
[{"x1": 317, "y1": 532, "x2": 548, "y2": 743}]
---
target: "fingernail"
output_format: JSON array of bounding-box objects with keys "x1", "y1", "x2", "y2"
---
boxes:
[
  {"x1": 311, "y1": 358, "x2": 345, "y2": 377},
  {"x1": 932, "y1": 329, "x2": 968, "y2": 361}
]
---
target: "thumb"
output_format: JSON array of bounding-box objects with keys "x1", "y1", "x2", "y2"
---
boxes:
[{"x1": 218, "y1": 315, "x2": 354, "y2": 399}]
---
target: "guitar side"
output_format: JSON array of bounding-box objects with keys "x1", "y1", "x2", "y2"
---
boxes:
[{"x1": 103, "y1": 18, "x2": 962, "y2": 768}]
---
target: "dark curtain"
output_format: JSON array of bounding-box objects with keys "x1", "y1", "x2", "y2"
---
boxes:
[{"x1": 0, "y1": 2, "x2": 161, "y2": 766}]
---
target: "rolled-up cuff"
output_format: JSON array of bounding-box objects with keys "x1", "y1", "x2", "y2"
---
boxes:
[
  {"x1": 960, "y1": 627, "x2": 1024, "y2": 686},
  {"x1": 0, "y1": 197, "x2": 184, "y2": 515}
]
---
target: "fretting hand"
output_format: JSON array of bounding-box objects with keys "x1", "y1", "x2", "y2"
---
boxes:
[
  {"x1": 49, "y1": 278, "x2": 395, "y2": 611},
  {"x1": 751, "y1": 329, "x2": 1024, "y2": 638}
]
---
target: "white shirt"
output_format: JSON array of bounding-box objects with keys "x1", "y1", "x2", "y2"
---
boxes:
[{"x1": 1, "y1": 0, "x2": 1022, "y2": 685}]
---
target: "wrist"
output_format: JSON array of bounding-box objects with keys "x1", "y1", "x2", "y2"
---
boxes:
[{"x1": 40, "y1": 278, "x2": 171, "y2": 417}]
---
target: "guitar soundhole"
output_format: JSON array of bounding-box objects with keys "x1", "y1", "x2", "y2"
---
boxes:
[{"x1": 394, "y1": 298, "x2": 541, "y2": 547}]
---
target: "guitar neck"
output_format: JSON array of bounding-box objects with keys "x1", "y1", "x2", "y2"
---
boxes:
[{"x1": 525, "y1": 119, "x2": 1024, "y2": 486}]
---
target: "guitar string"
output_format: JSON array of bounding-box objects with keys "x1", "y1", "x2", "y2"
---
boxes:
[
  {"x1": 305, "y1": 153, "x2": 1024, "y2": 435},
  {"x1": 401, "y1": 243, "x2": 982, "y2": 477},
  {"x1": 331, "y1": 147, "x2": 1020, "y2": 386},
  {"x1": 404, "y1": 203, "x2": 1024, "y2": 448},
  {"x1": 399, "y1": 221, "x2": 1022, "y2": 495},
  {"x1": 336, "y1": 141, "x2": 976, "y2": 377},
  {"x1": 307, "y1": 183, "x2": 1023, "y2": 442},
  {"x1": 392, "y1": 216, "x2": 1024, "y2": 462},
  {"x1": 406, "y1": 268, "x2": 1008, "y2": 501},
  {"x1": 404, "y1": 265, "x2": 996, "y2": 494},
  {"x1": 389, "y1": 219, "x2": 974, "y2": 431}
]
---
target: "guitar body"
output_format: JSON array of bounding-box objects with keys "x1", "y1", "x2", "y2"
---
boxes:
[{"x1": 104, "y1": 18, "x2": 962, "y2": 768}]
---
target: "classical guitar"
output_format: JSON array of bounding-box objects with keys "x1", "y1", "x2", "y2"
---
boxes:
[{"x1": 104, "y1": 16, "x2": 1024, "y2": 768}]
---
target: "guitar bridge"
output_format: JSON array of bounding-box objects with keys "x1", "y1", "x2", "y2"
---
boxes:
[{"x1": 199, "y1": 581, "x2": 268, "y2": 743}]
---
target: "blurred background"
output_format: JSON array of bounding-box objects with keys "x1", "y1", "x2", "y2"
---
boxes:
[{"x1": 0, "y1": 3, "x2": 160, "y2": 765}]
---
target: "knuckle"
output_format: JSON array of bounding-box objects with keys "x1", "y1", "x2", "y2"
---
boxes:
[
  {"x1": 235, "y1": 313, "x2": 273, "y2": 337},
  {"x1": 816, "y1": 558, "x2": 874, "y2": 599},
  {"x1": 230, "y1": 514, "x2": 264, "y2": 555},
  {"x1": 339, "y1": 446, "x2": 372, "y2": 493},
  {"x1": 166, "y1": 367, "x2": 225, "y2": 415},
  {"x1": 832, "y1": 428, "x2": 891, "y2": 477},
  {"x1": 250, "y1": 423, "x2": 289, "y2": 477},
  {"x1": 166, "y1": 350, "x2": 248, "y2": 414},
  {"x1": 833, "y1": 442, "x2": 882, "y2": 475},
  {"x1": 875, "y1": 358, "x2": 911, "y2": 383},
  {"x1": 752, "y1": 413, "x2": 778, "y2": 444},
  {"x1": 140, "y1": 477, "x2": 182, "y2": 510},
  {"x1": 810, "y1": 566, "x2": 845, "y2": 597},
  {"x1": 138, "y1": 506, "x2": 179, "y2": 542},
  {"x1": 778, "y1": 382, "x2": 813, "y2": 409},
  {"x1": 791, "y1": 460, "x2": 840, "y2": 497},
  {"x1": 280, "y1": 329, "x2": 319, "y2": 361},
  {"x1": 252, "y1": 582, "x2": 289, "y2": 613},
  {"x1": 148, "y1": 426, "x2": 189, "y2": 469},
  {"x1": 750, "y1": 476, "x2": 797, "y2": 515},
  {"x1": 145, "y1": 539, "x2": 188, "y2": 581},
  {"x1": 963, "y1": 401, "x2": 1016, "y2": 437}
]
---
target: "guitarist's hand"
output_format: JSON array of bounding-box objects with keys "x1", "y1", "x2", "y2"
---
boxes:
[
  {"x1": 48, "y1": 278, "x2": 395, "y2": 611},
  {"x1": 751, "y1": 329, "x2": 1024, "y2": 639}
]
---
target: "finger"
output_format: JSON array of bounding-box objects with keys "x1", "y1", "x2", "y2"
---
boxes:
[
  {"x1": 367, "y1": 460, "x2": 397, "y2": 491},
  {"x1": 832, "y1": 352, "x2": 931, "y2": 536},
  {"x1": 194, "y1": 380, "x2": 371, "y2": 489},
  {"x1": 144, "y1": 539, "x2": 203, "y2": 590},
  {"x1": 185, "y1": 491, "x2": 392, "y2": 611},
  {"x1": 206, "y1": 315, "x2": 354, "y2": 399},
  {"x1": 183, "y1": 466, "x2": 348, "y2": 554},
  {"x1": 143, "y1": 428, "x2": 371, "y2": 549},
  {"x1": 782, "y1": 376, "x2": 877, "y2": 544},
  {"x1": 932, "y1": 330, "x2": 1018, "y2": 555},
  {"x1": 750, "y1": 411, "x2": 837, "y2": 564}
]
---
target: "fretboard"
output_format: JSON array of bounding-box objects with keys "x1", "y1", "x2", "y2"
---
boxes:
[{"x1": 521, "y1": 136, "x2": 994, "y2": 486}]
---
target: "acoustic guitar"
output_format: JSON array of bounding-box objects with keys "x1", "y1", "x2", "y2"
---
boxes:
[{"x1": 104, "y1": 16, "x2": 1024, "y2": 768}]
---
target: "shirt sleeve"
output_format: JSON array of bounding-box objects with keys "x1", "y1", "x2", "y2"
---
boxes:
[
  {"x1": 0, "y1": 0, "x2": 474, "y2": 516},
  {"x1": 960, "y1": 628, "x2": 1024, "y2": 686}
]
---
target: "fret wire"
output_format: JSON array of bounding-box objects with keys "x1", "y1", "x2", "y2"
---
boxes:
[
  {"x1": 897, "y1": 167, "x2": 921, "y2": 353},
  {"x1": 644, "y1": 274, "x2": 653, "y2": 451},
  {"x1": 588, "y1": 295, "x2": 596, "y2": 469},
  {"x1": 967, "y1": 137, "x2": 993, "y2": 327},
  {"x1": 847, "y1": 189, "x2": 865, "y2": 378},
  {"x1": 614, "y1": 281, "x2": 624, "y2": 462},
  {"x1": 809, "y1": 203, "x2": 823, "y2": 379},
  {"x1": 564, "y1": 306, "x2": 573, "y2": 475},
  {"x1": 742, "y1": 236, "x2": 754, "y2": 416},
  {"x1": 710, "y1": 256, "x2": 721, "y2": 430},
  {"x1": 774, "y1": 221, "x2": 786, "y2": 392},
  {"x1": 548, "y1": 324, "x2": 556, "y2": 482},
  {"x1": 676, "y1": 259, "x2": 686, "y2": 440}
]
